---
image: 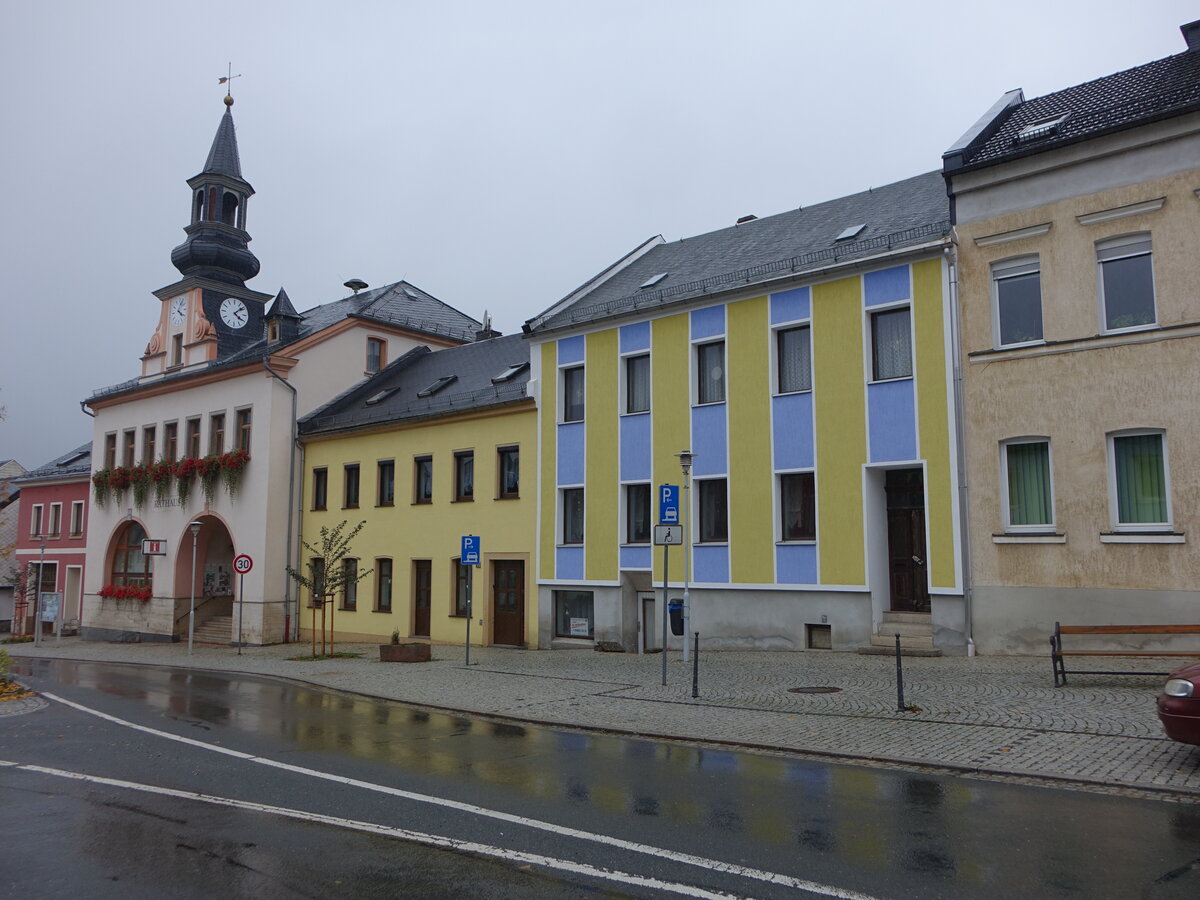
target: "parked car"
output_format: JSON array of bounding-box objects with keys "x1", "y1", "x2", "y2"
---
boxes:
[{"x1": 1157, "y1": 661, "x2": 1200, "y2": 746}]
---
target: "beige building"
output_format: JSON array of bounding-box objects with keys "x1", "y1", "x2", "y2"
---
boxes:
[{"x1": 943, "y1": 21, "x2": 1200, "y2": 652}]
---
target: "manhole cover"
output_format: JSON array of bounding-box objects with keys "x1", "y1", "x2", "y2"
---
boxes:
[{"x1": 788, "y1": 686, "x2": 841, "y2": 694}]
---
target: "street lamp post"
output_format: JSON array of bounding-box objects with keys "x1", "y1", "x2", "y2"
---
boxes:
[
  {"x1": 188, "y1": 521, "x2": 201, "y2": 655},
  {"x1": 33, "y1": 536, "x2": 46, "y2": 647},
  {"x1": 676, "y1": 450, "x2": 694, "y2": 662}
]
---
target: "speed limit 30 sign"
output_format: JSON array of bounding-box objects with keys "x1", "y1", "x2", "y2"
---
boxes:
[{"x1": 233, "y1": 554, "x2": 253, "y2": 574}]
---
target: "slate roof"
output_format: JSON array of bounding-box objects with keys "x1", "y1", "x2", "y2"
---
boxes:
[
  {"x1": 86, "y1": 279, "x2": 482, "y2": 404},
  {"x1": 15, "y1": 443, "x2": 93, "y2": 482},
  {"x1": 299, "y1": 333, "x2": 531, "y2": 436},
  {"x1": 944, "y1": 48, "x2": 1200, "y2": 173},
  {"x1": 203, "y1": 105, "x2": 244, "y2": 180},
  {"x1": 525, "y1": 171, "x2": 950, "y2": 334}
]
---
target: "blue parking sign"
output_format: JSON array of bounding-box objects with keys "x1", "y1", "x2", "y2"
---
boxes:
[
  {"x1": 659, "y1": 485, "x2": 680, "y2": 525},
  {"x1": 461, "y1": 535, "x2": 481, "y2": 566}
]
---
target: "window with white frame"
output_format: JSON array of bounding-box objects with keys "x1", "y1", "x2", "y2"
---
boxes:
[
  {"x1": 562, "y1": 366, "x2": 585, "y2": 422},
  {"x1": 871, "y1": 307, "x2": 912, "y2": 381},
  {"x1": 1098, "y1": 234, "x2": 1155, "y2": 332},
  {"x1": 48, "y1": 503, "x2": 62, "y2": 538},
  {"x1": 1002, "y1": 439, "x2": 1054, "y2": 530},
  {"x1": 992, "y1": 256, "x2": 1043, "y2": 347},
  {"x1": 70, "y1": 501, "x2": 84, "y2": 537},
  {"x1": 624, "y1": 354, "x2": 650, "y2": 414},
  {"x1": 30, "y1": 504, "x2": 43, "y2": 538},
  {"x1": 779, "y1": 472, "x2": 816, "y2": 541},
  {"x1": 562, "y1": 487, "x2": 584, "y2": 544},
  {"x1": 698, "y1": 478, "x2": 729, "y2": 542},
  {"x1": 776, "y1": 325, "x2": 812, "y2": 393},
  {"x1": 1109, "y1": 431, "x2": 1171, "y2": 530},
  {"x1": 696, "y1": 341, "x2": 725, "y2": 404},
  {"x1": 625, "y1": 483, "x2": 651, "y2": 544}
]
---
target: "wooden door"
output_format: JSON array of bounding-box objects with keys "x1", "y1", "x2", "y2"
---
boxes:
[
  {"x1": 885, "y1": 469, "x2": 929, "y2": 613},
  {"x1": 492, "y1": 560, "x2": 525, "y2": 646},
  {"x1": 413, "y1": 560, "x2": 431, "y2": 637}
]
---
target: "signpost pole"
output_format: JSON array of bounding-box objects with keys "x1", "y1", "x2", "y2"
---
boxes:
[
  {"x1": 462, "y1": 535, "x2": 479, "y2": 667},
  {"x1": 237, "y1": 571, "x2": 245, "y2": 655},
  {"x1": 661, "y1": 543, "x2": 669, "y2": 686},
  {"x1": 33, "y1": 538, "x2": 45, "y2": 647},
  {"x1": 465, "y1": 565, "x2": 472, "y2": 667}
]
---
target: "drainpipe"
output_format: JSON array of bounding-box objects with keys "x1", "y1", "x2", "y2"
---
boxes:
[
  {"x1": 263, "y1": 358, "x2": 299, "y2": 643},
  {"x1": 79, "y1": 401, "x2": 95, "y2": 418},
  {"x1": 945, "y1": 240, "x2": 976, "y2": 657}
]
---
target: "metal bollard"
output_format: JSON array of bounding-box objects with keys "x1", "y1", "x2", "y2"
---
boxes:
[
  {"x1": 692, "y1": 632, "x2": 699, "y2": 698},
  {"x1": 895, "y1": 632, "x2": 906, "y2": 711}
]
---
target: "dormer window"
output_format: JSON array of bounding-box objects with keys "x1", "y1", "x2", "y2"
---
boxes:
[
  {"x1": 366, "y1": 337, "x2": 386, "y2": 374},
  {"x1": 267, "y1": 320, "x2": 280, "y2": 343}
]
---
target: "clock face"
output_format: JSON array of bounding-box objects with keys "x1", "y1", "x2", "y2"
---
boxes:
[
  {"x1": 169, "y1": 295, "x2": 187, "y2": 326},
  {"x1": 220, "y1": 298, "x2": 248, "y2": 329}
]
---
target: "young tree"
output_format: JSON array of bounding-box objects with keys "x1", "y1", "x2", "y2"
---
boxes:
[{"x1": 286, "y1": 520, "x2": 372, "y2": 658}]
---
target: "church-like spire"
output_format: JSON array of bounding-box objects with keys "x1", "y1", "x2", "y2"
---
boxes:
[{"x1": 170, "y1": 95, "x2": 260, "y2": 286}]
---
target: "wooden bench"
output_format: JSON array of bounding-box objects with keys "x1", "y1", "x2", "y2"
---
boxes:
[{"x1": 1050, "y1": 622, "x2": 1200, "y2": 686}]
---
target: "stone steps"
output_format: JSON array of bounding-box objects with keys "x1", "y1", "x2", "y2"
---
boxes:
[
  {"x1": 191, "y1": 615, "x2": 233, "y2": 645},
  {"x1": 858, "y1": 611, "x2": 942, "y2": 656}
]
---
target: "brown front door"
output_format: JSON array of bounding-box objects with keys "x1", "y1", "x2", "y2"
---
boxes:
[
  {"x1": 413, "y1": 560, "x2": 431, "y2": 637},
  {"x1": 885, "y1": 469, "x2": 929, "y2": 613},
  {"x1": 492, "y1": 560, "x2": 525, "y2": 646}
]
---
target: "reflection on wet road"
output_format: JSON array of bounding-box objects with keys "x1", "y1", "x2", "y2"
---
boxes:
[{"x1": 10, "y1": 657, "x2": 1200, "y2": 899}]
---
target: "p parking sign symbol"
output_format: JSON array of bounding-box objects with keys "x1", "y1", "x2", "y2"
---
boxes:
[
  {"x1": 461, "y1": 535, "x2": 481, "y2": 566},
  {"x1": 659, "y1": 484, "x2": 680, "y2": 525}
]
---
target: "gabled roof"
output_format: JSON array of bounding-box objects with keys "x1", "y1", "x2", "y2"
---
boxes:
[
  {"x1": 944, "y1": 47, "x2": 1200, "y2": 173},
  {"x1": 524, "y1": 171, "x2": 949, "y2": 334},
  {"x1": 86, "y1": 278, "x2": 482, "y2": 404},
  {"x1": 299, "y1": 333, "x2": 531, "y2": 436},
  {"x1": 265, "y1": 286, "x2": 301, "y2": 319},
  {"x1": 15, "y1": 443, "x2": 93, "y2": 483}
]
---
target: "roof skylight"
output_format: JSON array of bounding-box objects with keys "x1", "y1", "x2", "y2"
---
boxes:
[
  {"x1": 417, "y1": 375, "x2": 458, "y2": 398},
  {"x1": 365, "y1": 388, "x2": 394, "y2": 406},
  {"x1": 491, "y1": 362, "x2": 530, "y2": 384},
  {"x1": 835, "y1": 224, "x2": 867, "y2": 242},
  {"x1": 58, "y1": 451, "x2": 89, "y2": 466},
  {"x1": 1015, "y1": 113, "x2": 1070, "y2": 143},
  {"x1": 639, "y1": 273, "x2": 668, "y2": 289},
  {"x1": 403, "y1": 289, "x2": 420, "y2": 300}
]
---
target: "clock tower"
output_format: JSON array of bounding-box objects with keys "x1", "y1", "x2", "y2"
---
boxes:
[{"x1": 143, "y1": 94, "x2": 272, "y2": 377}]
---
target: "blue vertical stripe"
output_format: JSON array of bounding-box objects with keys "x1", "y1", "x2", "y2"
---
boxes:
[
  {"x1": 867, "y1": 379, "x2": 917, "y2": 462},
  {"x1": 770, "y1": 287, "x2": 811, "y2": 324},
  {"x1": 690, "y1": 305, "x2": 726, "y2": 340},
  {"x1": 557, "y1": 335, "x2": 586, "y2": 364},
  {"x1": 620, "y1": 546, "x2": 652, "y2": 570},
  {"x1": 772, "y1": 392, "x2": 814, "y2": 470},
  {"x1": 776, "y1": 544, "x2": 817, "y2": 584},
  {"x1": 693, "y1": 545, "x2": 730, "y2": 583},
  {"x1": 691, "y1": 404, "x2": 727, "y2": 477},
  {"x1": 619, "y1": 321, "x2": 651, "y2": 353},
  {"x1": 863, "y1": 265, "x2": 911, "y2": 308},
  {"x1": 556, "y1": 546, "x2": 584, "y2": 580},
  {"x1": 558, "y1": 422, "x2": 586, "y2": 484},
  {"x1": 620, "y1": 414, "x2": 652, "y2": 481}
]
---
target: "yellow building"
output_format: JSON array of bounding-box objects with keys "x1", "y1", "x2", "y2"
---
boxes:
[{"x1": 297, "y1": 333, "x2": 536, "y2": 647}]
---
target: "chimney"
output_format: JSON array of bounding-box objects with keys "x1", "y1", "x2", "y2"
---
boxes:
[
  {"x1": 474, "y1": 310, "x2": 500, "y2": 342},
  {"x1": 1182, "y1": 20, "x2": 1200, "y2": 51}
]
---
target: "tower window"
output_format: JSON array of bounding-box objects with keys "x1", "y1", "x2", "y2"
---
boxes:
[
  {"x1": 193, "y1": 190, "x2": 205, "y2": 223},
  {"x1": 221, "y1": 192, "x2": 239, "y2": 226}
]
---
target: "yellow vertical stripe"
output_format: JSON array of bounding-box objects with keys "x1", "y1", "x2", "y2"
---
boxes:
[
  {"x1": 912, "y1": 258, "x2": 956, "y2": 589},
  {"x1": 727, "y1": 296, "x2": 774, "y2": 582},
  {"x1": 585, "y1": 330, "x2": 618, "y2": 580},
  {"x1": 539, "y1": 341, "x2": 557, "y2": 581},
  {"x1": 813, "y1": 276, "x2": 866, "y2": 585},
  {"x1": 651, "y1": 313, "x2": 689, "y2": 582}
]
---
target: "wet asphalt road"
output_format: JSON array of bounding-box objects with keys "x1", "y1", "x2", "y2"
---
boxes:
[{"x1": 3, "y1": 658, "x2": 1199, "y2": 899}]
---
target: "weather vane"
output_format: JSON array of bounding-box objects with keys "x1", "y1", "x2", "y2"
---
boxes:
[{"x1": 218, "y1": 63, "x2": 242, "y2": 102}]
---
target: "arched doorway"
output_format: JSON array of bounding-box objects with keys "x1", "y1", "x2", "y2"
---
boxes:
[{"x1": 172, "y1": 515, "x2": 236, "y2": 641}]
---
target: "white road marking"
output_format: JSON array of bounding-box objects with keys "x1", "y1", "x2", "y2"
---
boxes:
[
  {"x1": 41, "y1": 691, "x2": 882, "y2": 900},
  {"x1": 2, "y1": 760, "x2": 745, "y2": 900}
]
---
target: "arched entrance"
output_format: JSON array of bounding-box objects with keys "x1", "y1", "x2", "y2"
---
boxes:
[{"x1": 172, "y1": 515, "x2": 236, "y2": 641}]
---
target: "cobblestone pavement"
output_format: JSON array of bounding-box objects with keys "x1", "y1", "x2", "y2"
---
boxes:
[{"x1": 6, "y1": 638, "x2": 1200, "y2": 798}]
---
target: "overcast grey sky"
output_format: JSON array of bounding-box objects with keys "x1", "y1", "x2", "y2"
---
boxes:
[{"x1": 1, "y1": 0, "x2": 1195, "y2": 469}]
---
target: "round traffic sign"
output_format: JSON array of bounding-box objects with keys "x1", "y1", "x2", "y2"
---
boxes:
[{"x1": 233, "y1": 554, "x2": 253, "y2": 574}]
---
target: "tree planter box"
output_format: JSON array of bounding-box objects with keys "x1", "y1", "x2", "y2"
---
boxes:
[{"x1": 379, "y1": 642, "x2": 431, "y2": 663}]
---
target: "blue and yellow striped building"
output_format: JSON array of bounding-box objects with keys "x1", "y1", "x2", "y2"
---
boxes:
[{"x1": 526, "y1": 172, "x2": 965, "y2": 652}]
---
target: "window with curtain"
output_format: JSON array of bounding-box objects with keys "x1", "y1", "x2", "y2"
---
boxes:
[
  {"x1": 625, "y1": 354, "x2": 650, "y2": 413},
  {"x1": 871, "y1": 308, "x2": 912, "y2": 381},
  {"x1": 777, "y1": 325, "x2": 812, "y2": 393},
  {"x1": 780, "y1": 472, "x2": 816, "y2": 541},
  {"x1": 1004, "y1": 440, "x2": 1053, "y2": 528},
  {"x1": 562, "y1": 488, "x2": 584, "y2": 544},
  {"x1": 698, "y1": 478, "x2": 728, "y2": 542},
  {"x1": 625, "y1": 483, "x2": 650, "y2": 544},
  {"x1": 562, "y1": 366, "x2": 585, "y2": 422},
  {"x1": 696, "y1": 341, "x2": 725, "y2": 404},
  {"x1": 1112, "y1": 432, "x2": 1168, "y2": 527}
]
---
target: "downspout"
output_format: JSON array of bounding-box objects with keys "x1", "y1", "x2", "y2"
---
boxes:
[
  {"x1": 263, "y1": 358, "x2": 299, "y2": 643},
  {"x1": 945, "y1": 240, "x2": 976, "y2": 657},
  {"x1": 80, "y1": 401, "x2": 95, "y2": 418}
]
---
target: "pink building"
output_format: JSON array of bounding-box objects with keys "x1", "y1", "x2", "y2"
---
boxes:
[{"x1": 13, "y1": 444, "x2": 91, "y2": 635}]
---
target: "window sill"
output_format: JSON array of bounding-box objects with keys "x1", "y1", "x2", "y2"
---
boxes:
[
  {"x1": 621, "y1": 542, "x2": 651, "y2": 548},
  {"x1": 372, "y1": 608, "x2": 392, "y2": 614},
  {"x1": 376, "y1": 502, "x2": 395, "y2": 508},
  {"x1": 777, "y1": 539, "x2": 816, "y2": 546},
  {"x1": 620, "y1": 410, "x2": 651, "y2": 418},
  {"x1": 560, "y1": 419, "x2": 585, "y2": 426},
  {"x1": 412, "y1": 500, "x2": 432, "y2": 506},
  {"x1": 558, "y1": 543, "x2": 584, "y2": 548},
  {"x1": 311, "y1": 507, "x2": 327, "y2": 512},
  {"x1": 449, "y1": 613, "x2": 469, "y2": 619},
  {"x1": 497, "y1": 494, "x2": 520, "y2": 501},
  {"x1": 868, "y1": 375, "x2": 914, "y2": 385},
  {"x1": 698, "y1": 541, "x2": 729, "y2": 547},
  {"x1": 995, "y1": 340, "x2": 1045, "y2": 351},
  {"x1": 773, "y1": 388, "x2": 813, "y2": 398},
  {"x1": 1102, "y1": 323, "x2": 1157, "y2": 337},
  {"x1": 993, "y1": 532, "x2": 1066, "y2": 543},
  {"x1": 692, "y1": 400, "x2": 727, "y2": 408},
  {"x1": 1100, "y1": 531, "x2": 1185, "y2": 544},
  {"x1": 451, "y1": 498, "x2": 475, "y2": 504},
  {"x1": 342, "y1": 505, "x2": 359, "y2": 510}
]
